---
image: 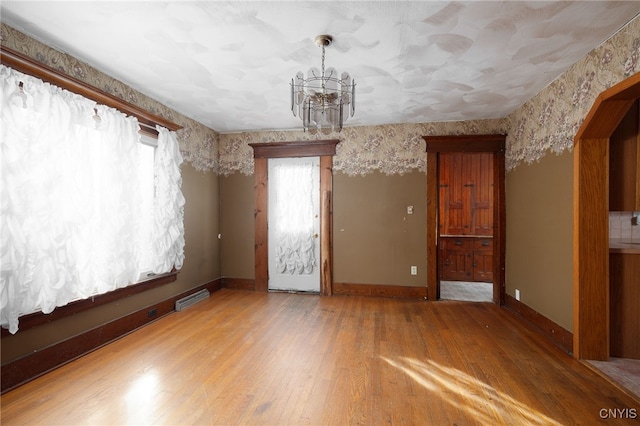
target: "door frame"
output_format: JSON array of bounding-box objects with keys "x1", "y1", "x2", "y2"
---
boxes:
[
  {"x1": 573, "y1": 72, "x2": 640, "y2": 360},
  {"x1": 250, "y1": 140, "x2": 339, "y2": 295},
  {"x1": 423, "y1": 135, "x2": 506, "y2": 304}
]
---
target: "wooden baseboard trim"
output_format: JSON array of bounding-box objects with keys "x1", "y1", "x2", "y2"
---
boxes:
[
  {"x1": 1, "y1": 278, "x2": 223, "y2": 394},
  {"x1": 223, "y1": 278, "x2": 256, "y2": 291},
  {"x1": 333, "y1": 282, "x2": 427, "y2": 299},
  {"x1": 1, "y1": 271, "x2": 179, "y2": 337},
  {"x1": 221, "y1": 279, "x2": 427, "y2": 300},
  {"x1": 504, "y1": 294, "x2": 573, "y2": 355}
]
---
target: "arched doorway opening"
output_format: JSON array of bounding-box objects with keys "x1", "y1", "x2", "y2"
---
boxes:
[{"x1": 573, "y1": 72, "x2": 640, "y2": 360}]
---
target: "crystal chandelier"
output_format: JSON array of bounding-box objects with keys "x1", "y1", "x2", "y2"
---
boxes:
[{"x1": 291, "y1": 35, "x2": 356, "y2": 134}]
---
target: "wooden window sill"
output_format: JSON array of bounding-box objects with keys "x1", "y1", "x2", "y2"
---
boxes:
[{"x1": 1, "y1": 271, "x2": 178, "y2": 337}]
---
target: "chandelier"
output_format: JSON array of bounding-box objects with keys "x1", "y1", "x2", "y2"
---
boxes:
[{"x1": 291, "y1": 35, "x2": 356, "y2": 134}]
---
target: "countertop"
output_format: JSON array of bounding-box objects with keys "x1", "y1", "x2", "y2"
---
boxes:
[{"x1": 610, "y1": 239, "x2": 640, "y2": 254}]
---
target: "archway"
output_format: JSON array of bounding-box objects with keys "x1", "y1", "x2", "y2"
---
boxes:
[{"x1": 573, "y1": 72, "x2": 640, "y2": 360}]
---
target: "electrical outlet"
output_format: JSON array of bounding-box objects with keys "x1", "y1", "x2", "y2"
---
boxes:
[
  {"x1": 407, "y1": 206, "x2": 414, "y2": 215},
  {"x1": 411, "y1": 266, "x2": 417, "y2": 275},
  {"x1": 515, "y1": 289, "x2": 521, "y2": 301}
]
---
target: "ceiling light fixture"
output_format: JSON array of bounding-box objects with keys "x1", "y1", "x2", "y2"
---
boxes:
[{"x1": 291, "y1": 35, "x2": 356, "y2": 134}]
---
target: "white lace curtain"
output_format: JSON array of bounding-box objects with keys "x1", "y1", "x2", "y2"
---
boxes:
[
  {"x1": 0, "y1": 65, "x2": 184, "y2": 334},
  {"x1": 272, "y1": 162, "x2": 316, "y2": 274}
]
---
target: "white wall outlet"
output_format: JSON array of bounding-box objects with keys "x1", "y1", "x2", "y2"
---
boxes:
[
  {"x1": 515, "y1": 289, "x2": 521, "y2": 301},
  {"x1": 407, "y1": 205, "x2": 414, "y2": 215},
  {"x1": 411, "y1": 266, "x2": 417, "y2": 275}
]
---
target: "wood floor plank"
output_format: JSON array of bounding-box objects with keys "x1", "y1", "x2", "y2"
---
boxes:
[{"x1": 1, "y1": 289, "x2": 638, "y2": 425}]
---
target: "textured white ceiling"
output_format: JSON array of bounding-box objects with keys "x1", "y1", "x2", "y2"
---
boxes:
[{"x1": 2, "y1": 1, "x2": 640, "y2": 133}]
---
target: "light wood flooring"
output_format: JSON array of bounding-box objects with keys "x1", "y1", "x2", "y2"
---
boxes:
[{"x1": 2, "y1": 289, "x2": 639, "y2": 425}]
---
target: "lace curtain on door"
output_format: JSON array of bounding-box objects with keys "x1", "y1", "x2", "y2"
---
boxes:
[
  {"x1": 0, "y1": 65, "x2": 184, "y2": 333},
  {"x1": 272, "y1": 162, "x2": 317, "y2": 275}
]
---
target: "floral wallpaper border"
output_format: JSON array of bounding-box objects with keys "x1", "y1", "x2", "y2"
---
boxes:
[
  {"x1": 218, "y1": 120, "x2": 508, "y2": 176},
  {"x1": 505, "y1": 13, "x2": 640, "y2": 171},
  {"x1": 0, "y1": 23, "x2": 220, "y2": 173},
  {"x1": 3, "y1": 14, "x2": 640, "y2": 176}
]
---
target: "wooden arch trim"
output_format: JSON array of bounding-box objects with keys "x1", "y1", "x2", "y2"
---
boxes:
[
  {"x1": 573, "y1": 72, "x2": 640, "y2": 360},
  {"x1": 249, "y1": 140, "x2": 339, "y2": 295},
  {"x1": 1, "y1": 46, "x2": 180, "y2": 132}
]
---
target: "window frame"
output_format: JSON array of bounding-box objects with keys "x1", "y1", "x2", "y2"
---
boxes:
[{"x1": 0, "y1": 46, "x2": 181, "y2": 336}]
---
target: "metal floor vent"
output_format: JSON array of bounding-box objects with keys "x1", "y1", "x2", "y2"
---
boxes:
[{"x1": 175, "y1": 289, "x2": 210, "y2": 311}]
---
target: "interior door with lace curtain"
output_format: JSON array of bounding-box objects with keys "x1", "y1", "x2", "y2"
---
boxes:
[{"x1": 268, "y1": 157, "x2": 320, "y2": 292}]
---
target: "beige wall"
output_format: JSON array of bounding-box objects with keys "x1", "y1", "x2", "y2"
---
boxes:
[
  {"x1": 505, "y1": 151, "x2": 574, "y2": 331},
  {"x1": 220, "y1": 173, "x2": 255, "y2": 279},
  {"x1": 334, "y1": 171, "x2": 427, "y2": 286},
  {"x1": 2, "y1": 164, "x2": 221, "y2": 363},
  {"x1": 219, "y1": 170, "x2": 428, "y2": 287}
]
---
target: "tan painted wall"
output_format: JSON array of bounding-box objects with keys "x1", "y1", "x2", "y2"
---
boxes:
[
  {"x1": 333, "y1": 170, "x2": 427, "y2": 286},
  {"x1": 219, "y1": 170, "x2": 428, "y2": 287},
  {"x1": 1, "y1": 164, "x2": 221, "y2": 363},
  {"x1": 220, "y1": 173, "x2": 255, "y2": 279},
  {"x1": 505, "y1": 151, "x2": 574, "y2": 331}
]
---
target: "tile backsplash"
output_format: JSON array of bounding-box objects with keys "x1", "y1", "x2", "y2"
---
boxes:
[{"x1": 609, "y1": 211, "x2": 640, "y2": 240}]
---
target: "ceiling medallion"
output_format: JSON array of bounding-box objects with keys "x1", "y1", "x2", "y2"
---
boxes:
[{"x1": 290, "y1": 35, "x2": 356, "y2": 134}]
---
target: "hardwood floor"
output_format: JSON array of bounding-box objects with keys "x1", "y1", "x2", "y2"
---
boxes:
[{"x1": 2, "y1": 289, "x2": 638, "y2": 425}]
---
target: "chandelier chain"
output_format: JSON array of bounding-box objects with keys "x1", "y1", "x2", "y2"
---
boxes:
[{"x1": 321, "y1": 45, "x2": 326, "y2": 86}]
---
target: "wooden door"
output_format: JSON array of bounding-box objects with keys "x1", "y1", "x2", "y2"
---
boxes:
[
  {"x1": 472, "y1": 238, "x2": 494, "y2": 282},
  {"x1": 439, "y1": 153, "x2": 470, "y2": 236},
  {"x1": 425, "y1": 134, "x2": 506, "y2": 303},
  {"x1": 439, "y1": 152, "x2": 494, "y2": 237},
  {"x1": 470, "y1": 153, "x2": 494, "y2": 236},
  {"x1": 439, "y1": 237, "x2": 474, "y2": 281}
]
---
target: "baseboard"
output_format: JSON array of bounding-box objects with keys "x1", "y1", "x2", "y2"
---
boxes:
[
  {"x1": 504, "y1": 294, "x2": 573, "y2": 355},
  {"x1": 333, "y1": 282, "x2": 427, "y2": 299},
  {"x1": 1, "y1": 271, "x2": 179, "y2": 337},
  {"x1": 1, "y1": 278, "x2": 223, "y2": 394},
  {"x1": 223, "y1": 278, "x2": 256, "y2": 291},
  {"x1": 221, "y1": 279, "x2": 426, "y2": 300}
]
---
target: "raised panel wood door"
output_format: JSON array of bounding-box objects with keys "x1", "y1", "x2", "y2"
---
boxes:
[
  {"x1": 439, "y1": 153, "x2": 471, "y2": 236},
  {"x1": 472, "y1": 238, "x2": 494, "y2": 282},
  {"x1": 439, "y1": 238, "x2": 474, "y2": 281},
  {"x1": 439, "y1": 152, "x2": 494, "y2": 237},
  {"x1": 470, "y1": 153, "x2": 494, "y2": 236}
]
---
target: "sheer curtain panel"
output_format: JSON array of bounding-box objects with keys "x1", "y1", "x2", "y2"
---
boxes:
[
  {"x1": 152, "y1": 126, "x2": 185, "y2": 274},
  {"x1": 272, "y1": 161, "x2": 317, "y2": 274},
  {"x1": 0, "y1": 65, "x2": 184, "y2": 334}
]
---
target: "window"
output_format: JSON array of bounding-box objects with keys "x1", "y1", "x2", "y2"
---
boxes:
[
  {"x1": 138, "y1": 135, "x2": 157, "y2": 279},
  {"x1": 1, "y1": 65, "x2": 185, "y2": 334}
]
